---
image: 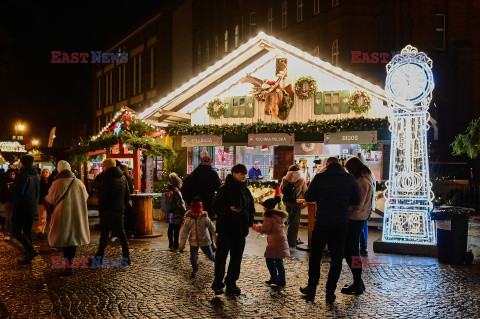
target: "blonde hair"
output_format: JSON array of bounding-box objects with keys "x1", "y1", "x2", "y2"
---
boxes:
[{"x1": 41, "y1": 168, "x2": 52, "y2": 175}]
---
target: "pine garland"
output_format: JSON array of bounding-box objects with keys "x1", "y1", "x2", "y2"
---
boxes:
[{"x1": 165, "y1": 117, "x2": 389, "y2": 136}]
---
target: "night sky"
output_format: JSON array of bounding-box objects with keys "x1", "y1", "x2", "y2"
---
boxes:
[{"x1": 0, "y1": 1, "x2": 167, "y2": 147}]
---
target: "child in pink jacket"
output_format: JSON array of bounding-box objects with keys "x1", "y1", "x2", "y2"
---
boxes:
[{"x1": 253, "y1": 196, "x2": 290, "y2": 286}]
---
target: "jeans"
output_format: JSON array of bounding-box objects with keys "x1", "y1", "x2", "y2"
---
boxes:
[
  {"x1": 286, "y1": 205, "x2": 301, "y2": 247},
  {"x1": 12, "y1": 213, "x2": 35, "y2": 254},
  {"x1": 360, "y1": 220, "x2": 368, "y2": 252},
  {"x1": 213, "y1": 234, "x2": 246, "y2": 289},
  {"x1": 190, "y1": 245, "x2": 215, "y2": 270},
  {"x1": 96, "y1": 215, "x2": 129, "y2": 258},
  {"x1": 266, "y1": 258, "x2": 286, "y2": 284},
  {"x1": 3, "y1": 202, "x2": 13, "y2": 236},
  {"x1": 345, "y1": 220, "x2": 365, "y2": 284},
  {"x1": 308, "y1": 222, "x2": 349, "y2": 294},
  {"x1": 168, "y1": 224, "x2": 181, "y2": 248}
]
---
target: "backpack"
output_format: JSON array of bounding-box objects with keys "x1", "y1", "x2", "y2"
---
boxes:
[
  {"x1": 161, "y1": 190, "x2": 176, "y2": 212},
  {"x1": 282, "y1": 180, "x2": 299, "y2": 204}
]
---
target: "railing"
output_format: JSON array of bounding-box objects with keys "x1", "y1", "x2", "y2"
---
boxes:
[{"x1": 432, "y1": 183, "x2": 480, "y2": 211}]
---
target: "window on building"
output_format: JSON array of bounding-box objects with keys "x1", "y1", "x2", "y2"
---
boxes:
[
  {"x1": 297, "y1": 0, "x2": 303, "y2": 22},
  {"x1": 225, "y1": 30, "x2": 228, "y2": 53},
  {"x1": 436, "y1": 14, "x2": 446, "y2": 50},
  {"x1": 134, "y1": 54, "x2": 142, "y2": 94},
  {"x1": 122, "y1": 64, "x2": 126, "y2": 99},
  {"x1": 332, "y1": 39, "x2": 339, "y2": 66},
  {"x1": 105, "y1": 73, "x2": 109, "y2": 105},
  {"x1": 282, "y1": 1, "x2": 288, "y2": 29},
  {"x1": 215, "y1": 35, "x2": 219, "y2": 57},
  {"x1": 249, "y1": 12, "x2": 257, "y2": 36},
  {"x1": 314, "y1": 45, "x2": 320, "y2": 58},
  {"x1": 314, "y1": 0, "x2": 320, "y2": 15},
  {"x1": 197, "y1": 43, "x2": 202, "y2": 65},
  {"x1": 235, "y1": 25, "x2": 239, "y2": 48},
  {"x1": 109, "y1": 72, "x2": 113, "y2": 105},
  {"x1": 97, "y1": 116, "x2": 101, "y2": 133},
  {"x1": 146, "y1": 46, "x2": 156, "y2": 89},
  {"x1": 332, "y1": 0, "x2": 339, "y2": 7},
  {"x1": 97, "y1": 78, "x2": 101, "y2": 108},
  {"x1": 205, "y1": 40, "x2": 210, "y2": 61},
  {"x1": 267, "y1": 8, "x2": 273, "y2": 34}
]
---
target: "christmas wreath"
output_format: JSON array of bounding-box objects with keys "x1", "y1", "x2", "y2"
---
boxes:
[
  {"x1": 207, "y1": 98, "x2": 226, "y2": 118},
  {"x1": 347, "y1": 90, "x2": 372, "y2": 114},
  {"x1": 294, "y1": 76, "x2": 317, "y2": 100}
]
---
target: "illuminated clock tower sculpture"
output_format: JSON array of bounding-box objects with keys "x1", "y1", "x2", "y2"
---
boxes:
[{"x1": 382, "y1": 45, "x2": 436, "y2": 245}]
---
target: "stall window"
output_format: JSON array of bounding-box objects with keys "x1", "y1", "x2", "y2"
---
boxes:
[
  {"x1": 282, "y1": 1, "x2": 288, "y2": 29},
  {"x1": 297, "y1": 0, "x2": 303, "y2": 22},
  {"x1": 314, "y1": 90, "x2": 350, "y2": 115},
  {"x1": 314, "y1": 45, "x2": 320, "y2": 58},
  {"x1": 314, "y1": 0, "x2": 320, "y2": 15},
  {"x1": 436, "y1": 14, "x2": 445, "y2": 50},
  {"x1": 214, "y1": 35, "x2": 219, "y2": 57},
  {"x1": 332, "y1": 39, "x2": 339, "y2": 66},
  {"x1": 267, "y1": 8, "x2": 273, "y2": 34},
  {"x1": 223, "y1": 96, "x2": 254, "y2": 118},
  {"x1": 146, "y1": 46, "x2": 156, "y2": 90}
]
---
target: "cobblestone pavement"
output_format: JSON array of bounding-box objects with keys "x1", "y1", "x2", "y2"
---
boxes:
[{"x1": 1, "y1": 221, "x2": 479, "y2": 318}]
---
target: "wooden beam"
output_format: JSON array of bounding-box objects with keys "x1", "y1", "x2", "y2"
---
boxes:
[{"x1": 159, "y1": 110, "x2": 191, "y2": 120}]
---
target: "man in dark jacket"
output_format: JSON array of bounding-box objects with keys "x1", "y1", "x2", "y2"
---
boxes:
[
  {"x1": 211, "y1": 164, "x2": 255, "y2": 295},
  {"x1": 300, "y1": 157, "x2": 361, "y2": 303},
  {"x1": 12, "y1": 155, "x2": 40, "y2": 264},
  {"x1": 181, "y1": 151, "x2": 221, "y2": 219},
  {"x1": 94, "y1": 159, "x2": 131, "y2": 265}
]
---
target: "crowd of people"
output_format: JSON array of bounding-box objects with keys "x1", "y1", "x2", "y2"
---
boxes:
[{"x1": 0, "y1": 151, "x2": 375, "y2": 303}]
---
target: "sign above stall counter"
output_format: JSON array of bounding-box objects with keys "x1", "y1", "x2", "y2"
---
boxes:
[
  {"x1": 181, "y1": 135, "x2": 223, "y2": 147},
  {"x1": 324, "y1": 131, "x2": 377, "y2": 145},
  {"x1": 248, "y1": 133, "x2": 294, "y2": 146}
]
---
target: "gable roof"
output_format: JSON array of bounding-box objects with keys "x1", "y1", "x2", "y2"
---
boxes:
[{"x1": 140, "y1": 32, "x2": 388, "y2": 124}]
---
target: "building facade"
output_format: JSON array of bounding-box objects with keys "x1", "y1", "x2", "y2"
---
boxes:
[{"x1": 191, "y1": 0, "x2": 480, "y2": 161}]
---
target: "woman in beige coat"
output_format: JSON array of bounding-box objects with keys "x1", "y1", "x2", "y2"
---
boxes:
[{"x1": 45, "y1": 161, "x2": 90, "y2": 274}]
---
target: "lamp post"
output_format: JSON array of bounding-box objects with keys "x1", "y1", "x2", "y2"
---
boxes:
[
  {"x1": 32, "y1": 139, "x2": 39, "y2": 147},
  {"x1": 14, "y1": 122, "x2": 26, "y2": 142}
]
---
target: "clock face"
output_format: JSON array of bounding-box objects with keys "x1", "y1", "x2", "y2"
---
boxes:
[{"x1": 387, "y1": 62, "x2": 433, "y2": 104}]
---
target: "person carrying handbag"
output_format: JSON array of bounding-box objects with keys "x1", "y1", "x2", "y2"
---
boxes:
[{"x1": 45, "y1": 160, "x2": 90, "y2": 275}]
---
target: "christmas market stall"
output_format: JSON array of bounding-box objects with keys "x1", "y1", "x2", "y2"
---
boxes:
[
  {"x1": 139, "y1": 33, "x2": 394, "y2": 215},
  {"x1": 70, "y1": 107, "x2": 175, "y2": 236},
  {"x1": 0, "y1": 141, "x2": 27, "y2": 168}
]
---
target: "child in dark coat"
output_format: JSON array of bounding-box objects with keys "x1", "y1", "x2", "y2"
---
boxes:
[{"x1": 253, "y1": 196, "x2": 290, "y2": 286}]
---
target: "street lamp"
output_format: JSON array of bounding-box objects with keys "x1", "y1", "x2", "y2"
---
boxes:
[
  {"x1": 14, "y1": 122, "x2": 26, "y2": 141},
  {"x1": 32, "y1": 139, "x2": 39, "y2": 147}
]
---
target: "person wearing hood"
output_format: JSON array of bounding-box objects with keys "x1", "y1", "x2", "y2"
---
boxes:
[
  {"x1": 280, "y1": 164, "x2": 307, "y2": 248},
  {"x1": 300, "y1": 157, "x2": 361, "y2": 303},
  {"x1": 211, "y1": 164, "x2": 255, "y2": 295},
  {"x1": 181, "y1": 150, "x2": 221, "y2": 220},
  {"x1": 94, "y1": 159, "x2": 131, "y2": 265},
  {"x1": 1, "y1": 169, "x2": 16, "y2": 241},
  {"x1": 165, "y1": 173, "x2": 187, "y2": 250},
  {"x1": 12, "y1": 155, "x2": 40, "y2": 264},
  {"x1": 45, "y1": 161, "x2": 90, "y2": 275},
  {"x1": 178, "y1": 197, "x2": 216, "y2": 278},
  {"x1": 253, "y1": 196, "x2": 290, "y2": 287}
]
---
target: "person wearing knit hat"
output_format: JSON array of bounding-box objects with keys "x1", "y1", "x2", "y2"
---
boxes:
[
  {"x1": 12, "y1": 155, "x2": 40, "y2": 264},
  {"x1": 45, "y1": 160, "x2": 90, "y2": 275},
  {"x1": 164, "y1": 173, "x2": 187, "y2": 249},
  {"x1": 280, "y1": 163, "x2": 307, "y2": 248},
  {"x1": 248, "y1": 161, "x2": 263, "y2": 180},
  {"x1": 94, "y1": 156, "x2": 131, "y2": 266},
  {"x1": 103, "y1": 158, "x2": 116, "y2": 171},
  {"x1": 179, "y1": 196, "x2": 216, "y2": 278},
  {"x1": 253, "y1": 196, "x2": 290, "y2": 287}
]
